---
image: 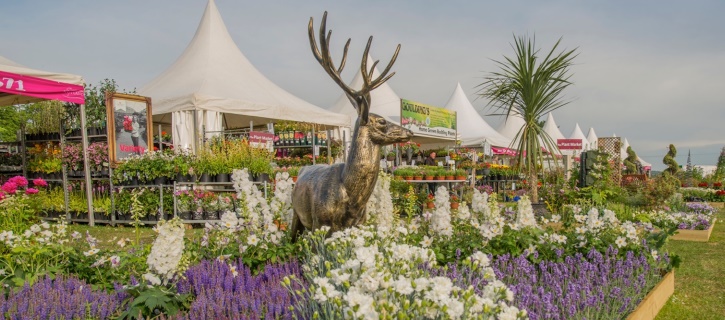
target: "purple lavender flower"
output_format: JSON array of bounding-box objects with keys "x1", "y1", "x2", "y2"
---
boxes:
[
  {"x1": 0, "y1": 276, "x2": 124, "y2": 319},
  {"x1": 486, "y1": 248, "x2": 666, "y2": 320},
  {"x1": 174, "y1": 259, "x2": 305, "y2": 319}
]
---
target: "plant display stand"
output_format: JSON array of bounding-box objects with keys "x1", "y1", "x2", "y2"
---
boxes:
[
  {"x1": 626, "y1": 270, "x2": 675, "y2": 320},
  {"x1": 671, "y1": 218, "x2": 717, "y2": 242}
]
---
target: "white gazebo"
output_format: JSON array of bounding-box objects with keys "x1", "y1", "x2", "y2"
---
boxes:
[
  {"x1": 496, "y1": 110, "x2": 526, "y2": 148},
  {"x1": 140, "y1": 0, "x2": 349, "y2": 149}
]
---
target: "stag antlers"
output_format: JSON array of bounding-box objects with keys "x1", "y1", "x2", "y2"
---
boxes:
[{"x1": 308, "y1": 11, "x2": 401, "y2": 125}]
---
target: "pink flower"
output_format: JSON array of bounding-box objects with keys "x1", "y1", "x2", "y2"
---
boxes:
[
  {"x1": 8, "y1": 176, "x2": 28, "y2": 187},
  {"x1": 33, "y1": 178, "x2": 48, "y2": 188},
  {"x1": 1, "y1": 182, "x2": 18, "y2": 194},
  {"x1": 0, "y1": 192, "x2": 5, "y2": 201},
  {"x1": 25, "y1": 188, "x2": 39, "y2": 195}
]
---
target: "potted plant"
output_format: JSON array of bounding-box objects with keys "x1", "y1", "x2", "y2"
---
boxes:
[
  {"x1": 413, "y1": 169, "x2": 424, "y2": 181},
  {"x1": 288, "y1": 166, "x2": 301, "y2": 182},
  {"x1": 445, "y1": 170, "x2": 455, "y2": 180},
  {"x1": 425, "y1": 193, "x2": 435, "y2": 209},
  {"x1": 455, "y1": 169, "x2": 467, "y2": 181},
  {"x1": 450, "y1": 194, "x2": 460, "y2": 209},
  {"x1": 424, "y1": 167, "x2": 436, "y2": 180},
  {"x1": 386, "y1": 151, "x2": 396, "y2": 162}
]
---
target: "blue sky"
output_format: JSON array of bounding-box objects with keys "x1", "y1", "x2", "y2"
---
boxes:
[{"x1": 2, "y1": 0, "x2": 724, "y2": 170}]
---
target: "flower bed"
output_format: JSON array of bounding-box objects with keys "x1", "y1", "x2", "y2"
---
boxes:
[
  {"x1": 626, "y1": 270, "x2": 674, "y2": 320},
  {"x1": 670, "y1": 218, "x2": 717, "y2": 242}
]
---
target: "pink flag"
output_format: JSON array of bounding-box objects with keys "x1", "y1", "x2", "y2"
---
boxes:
[{"x1": 0, "y1": 70, "x2": 84, "y2": 104}]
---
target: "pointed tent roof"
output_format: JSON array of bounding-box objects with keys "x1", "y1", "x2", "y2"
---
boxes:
[
  {"x1": 569, "y1": 123, "x2": 588, "y2": 150},
  {"x1": 638, "y1": 155, "x2": 652, "y2": 168},
  {"x1": 445, "y1": 83, "x2": 509, "y2": 147},
  {"x1": 496, "y1": 110, "x2": 526, "y2": 147},
  {"x1": 621, "y1": 138, "x2": 631, "y2": 159},
  {"x1": 140, "y1": 0, "x2": 349, "y2": 128},
  {"x1": 0, "y1": 55, "x2": 84, "y2": 106},
  {"x1": 586, "y1": 127, "x2": 598, "y2": 150},
  {"x1": 329, "y1": 55, "x2": 401, "y2": 127},
  {"x1": 542, "y1": 112, "x2": 566, "y2": 142}
]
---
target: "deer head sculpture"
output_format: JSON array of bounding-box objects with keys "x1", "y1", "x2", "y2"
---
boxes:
[{"x1": 290, "y1": 12, "x2": 413, "y2": 240}]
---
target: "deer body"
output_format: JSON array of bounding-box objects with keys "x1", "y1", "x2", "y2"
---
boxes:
[
  {"x1": 292, "y1": 114, "x2": 411, "y2": 237},
  {"x1": 290, "y1": 12, "x2": 412, "y2": 240}
]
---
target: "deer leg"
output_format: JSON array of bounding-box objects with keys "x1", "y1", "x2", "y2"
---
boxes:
[{"x1": 290, "y1": 211, "x2": 304, "y2": 243}]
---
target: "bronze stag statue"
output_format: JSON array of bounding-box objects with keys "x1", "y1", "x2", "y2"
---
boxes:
[{"x1": 291, "y1": 12, "x2": 413, "y2": 240}]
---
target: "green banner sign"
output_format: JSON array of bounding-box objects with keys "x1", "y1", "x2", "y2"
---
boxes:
[{"x1": 400, "y1": 99, "x2": 457, "y2": 139}]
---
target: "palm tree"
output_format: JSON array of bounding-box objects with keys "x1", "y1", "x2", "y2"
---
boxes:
[{"x1": 478, "y1": 35, "x2": 577, "y2": 203}]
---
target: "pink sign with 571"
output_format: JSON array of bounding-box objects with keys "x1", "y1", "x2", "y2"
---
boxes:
[{"x1": 0, "y1": 70, "x2": 85, "y2": 104}]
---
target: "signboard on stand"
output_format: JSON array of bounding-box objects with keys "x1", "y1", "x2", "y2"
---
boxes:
[
  {"x1": 400, "y1": 99, "x2": 456, "y2": 139},
  {"x1": 106, "y1": 93, "x2": 153, "y2": 163},
  {"x1": 557, "y1": 139, "x2": 583, "y2": 150},
  {"x1": 249, "y1": 131, "x2": 274, "y2": 152}
]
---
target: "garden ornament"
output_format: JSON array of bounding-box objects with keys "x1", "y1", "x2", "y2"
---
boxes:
[{"x1": 291, "y1": 12, "x2": 413, "y2": 240}]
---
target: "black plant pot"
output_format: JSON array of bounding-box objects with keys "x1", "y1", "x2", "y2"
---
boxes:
[
  {"x1": 204, "y1": 211, "x2": 219, "y2": 220},
  {"x1": 176, "y1": 173, "x2": 187, "y2": 183},
  {"x1": 215, "y1": 173, "x2": 229, "y2": 183},
  {"x1": 154, "y1": 177, "x2": 167, "y2": 185},
  {"x1": 200, "y1": 173, "x2": 212, "y2": 183},
  {"x1": 94, "y1": 212, "x2": 107, "y2": 221},
  {"x1": 129, "y1": 177, "x2": 139, "y2": 186},
  {"x1": 255, "y1": 173, "x2": 270, "y2": 183},
  {"x1": 178, "y1": 211, "x2": 193, "y2": 220}
]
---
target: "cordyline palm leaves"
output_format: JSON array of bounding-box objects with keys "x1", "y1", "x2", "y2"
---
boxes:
[{"x1": 478, "y1": 34, "x2": 577, "y2": 203}]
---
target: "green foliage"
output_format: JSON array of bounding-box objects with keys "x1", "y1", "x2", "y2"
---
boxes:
[
  {"x1": 0, "y1": 194, "x2": 40, "y2": 234},
  {"x1": 714, "y1": 146, "x2": 725, "y2": 181},
  {"x1": 119, "y1": 284, "x2": 191, "y2": 319},
  {"x1": 663, "y1": 144, "x2": 679, "y2": 175},
  {"x1": 623, "y1": 146, "x2": 639, "y2": 174},
  {"x1": 477, "y1": 34, "x2": 578, "y2": 203},
  {"x1": 0, "y1": 106, "x2": 22, "y2": 142}
]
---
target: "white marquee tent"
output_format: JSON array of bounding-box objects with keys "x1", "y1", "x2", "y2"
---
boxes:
[
  {"x1": 541, "y1": 112, "x2": 565, "y2": 155},
  {"x1": 445, "y1": 83, "x2": 509, "y2": 147},
  {"x1": 586, "y1": 127, "x2": 598, "y2": 151},
  {"x1": 496, "y1": 110, "x2": 526, "y2": 147},
  {"x1": 568, "y1": 123, "x2": 588, "y2": 156},
  {"x1": 140, "y1": 0, "x2": 349, "y2": 148}
]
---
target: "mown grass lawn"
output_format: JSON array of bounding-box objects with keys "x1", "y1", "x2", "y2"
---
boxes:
[
  {"x1": 68, "y1": 223, "x2": 203, "y2": 250},
  {"x1": 656, "y1": 210, "x2": 725, "y2": 320}
]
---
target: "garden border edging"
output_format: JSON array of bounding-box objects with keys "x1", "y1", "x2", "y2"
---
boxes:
[
  {"x1": 671, "y1": 218, "x2": 717, "y2": 242},
  {"x1": 626, "y1": 270, "x2": 675, "y2": 320}
]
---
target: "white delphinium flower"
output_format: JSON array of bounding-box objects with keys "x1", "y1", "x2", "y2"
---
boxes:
[
  {"x1": 270, "y1": 171, "x2": 294, "y2": 225},
  {"x1": 651, "y1": 250, "x2": 659, "y2": 260},
  {"x1": 109, "y1": 256, "x2": 121, "y2": 268},
  {"x1": 420, "y1": 236, "x2": 432, "y2": 248},
  {"x1": 472, "y1": 188, "x2": 493, "y2": 220},
  {"x1": 586, "y1": 208, "x2": 600, "y2": 227},
  {"x1": 365, "y1": 171, "x2": 395, "y2": 230},
  {"x1": 551, "y1": 214, "x2": 561, "y2": 223},
  {"x1": 146, "y1": 218, "x2": 185, "y2": 282},
  {"x1": 515, "y1": 196, "x2": 537, "y2": 228},
  {"x1": 247, "y1": 234, "x2": 259, "y2": 246},
  {"x1": 457, "y1": 202, "x2": 471, "y2": 221},
  {"x1": 343, "y1": 287, "x2": 378, "y2": 320},
  {"x1": 431, "y1": 186, "x2": 453, "y2": 237},
  {"x1": 83, "y1": 248, "x2": 99, "y2": 256}
]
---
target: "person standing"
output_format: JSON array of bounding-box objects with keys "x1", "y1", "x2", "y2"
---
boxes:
[
  {"x1": 424, "y1": 152, "x2": 437, "y2": 166},
  {"x1": 424, "y1": 152, "x2": 437, "y2": 194},
  {"x1": 131, "y1": 116, "x2": 141, "y2": 155}
]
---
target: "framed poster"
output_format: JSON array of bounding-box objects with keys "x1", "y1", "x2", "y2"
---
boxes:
[{"x1": 105, "y1": 93, "x2": 153, "y2": 162}]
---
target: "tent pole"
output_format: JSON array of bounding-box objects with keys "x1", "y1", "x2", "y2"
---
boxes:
[
  {"x1": 80, "y1": 104, "x2": 95, "y2": 226},
  {"x1": 193, "y1": 110, "x2": 198, "y2": 154}
]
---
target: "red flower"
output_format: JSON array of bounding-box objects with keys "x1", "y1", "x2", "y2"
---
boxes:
[
  {"x1": 25, "y1": 188, "x2": 39, "y2": 195},
  {"x1": 1, "y1": 182, "x2": 18, "y2": 194},
  {"x1": 8, "y1": 176, "x2": 28, "y2": 187},
  {"x1": 33, "y1": 178, "x2": 48, "y2": 188},
  {"x1": 698, "y1": 182, "x2": 709, "y2": 188}
]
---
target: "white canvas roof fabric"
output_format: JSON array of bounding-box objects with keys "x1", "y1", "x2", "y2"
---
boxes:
[
  {"x1": 139, "y1": 0, "x2": 349, "y2": 128},
  {"x1": 543, "y1": 112, "x2": 566, "y2": 142},
  {"x1": 0, "y1": 55, "x2": 84, "y2": 106},
  {"x1": 446, "y1": 83, "x2": 509, "y2": 147},
  {"x1": 569, "y1": 123, "x2": 588, "y2": 149},
  {"x1": 496, "y1": 110, "x2": 526, "y2": 147},
  {"x1": 621, "y1": 138, "x2": 631, "y2": 160},
  {"x1": 586, "y1": 127, "x2": 598, "y2": 150}
]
